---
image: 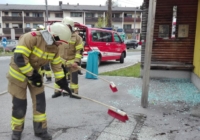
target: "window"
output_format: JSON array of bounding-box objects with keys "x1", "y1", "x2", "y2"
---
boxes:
[
  {"x1": 91, "y1": 30, "x2": 112, "y2": 42},
  {"x1": 12, "y1": 12, "x2": 21, "y2": 17},
  {"x1": 112, "y1": 13, "x2": 120, "y2": 18},
  {"x1": 97, "y1": 13, "x2": 103, "y2": 17},
  {"x1": 0, "y1": 23, "x2": 1, "y2": 28},
  {"x1": 55, "y1": 13, "x2": 63, "y2": 18},
  {"x1": 33, "y1": 24, "x2": 41, "y2": 28},
  {"x1": 26, "y1": 23, "x2": 30, "y2": 28},
  {"x1": 124, "y1": 13, "x2": 132, "y2": 17},
  {"x1": 70, "y1": 12, "x2": 82, "y2": 17},
  {"x1": 123, "y1": 24, "x2": 131, "y2": 29},
  {"x1": 6, "y1": 23, "x2": 9, "y2": 28},
  {"x1": 5, "y1": 12, "x2": 8, "y2": 16},
  {"x1": 0, "y1": 12, "x2": 1, "y2": 17},
  {"x1": 32, "y1": 13, "x2": 43, "y2": 17},
  {"x1": 86, "y1": 13, "x2": 94, "y2": 18},
  {"x1": 114, "y1": 33, "x2": 121, "y2": 43},
  {"x1": 26, "y1": 13, "x2": 29, "y2": 16}
]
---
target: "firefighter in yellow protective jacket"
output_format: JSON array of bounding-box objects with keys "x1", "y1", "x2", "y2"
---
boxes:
[
  {"x1": 36, "y1": 25, "x2": 53, "y2": 83},
  {"x1": 7, "y1": 22, "x2": 80, "y2": 140},
  {"x1": 52, "y1": 17, "x2": 83, "y2": 98}
]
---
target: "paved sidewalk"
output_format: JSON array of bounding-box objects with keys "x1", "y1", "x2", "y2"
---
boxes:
[{"x1": 1, "y1": 75, "x2": 200, "y2": 140}]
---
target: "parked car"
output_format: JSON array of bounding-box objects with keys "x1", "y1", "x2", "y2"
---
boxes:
[
  {"x1": 0, "y1": 39, "x2": 17, "y2": 52},
  {"x1": 124, "y1": 39, "x2": 138, "y2": 49},
  {"x1": 75, "y1": 22, "x2": 127, "y2": 66}
]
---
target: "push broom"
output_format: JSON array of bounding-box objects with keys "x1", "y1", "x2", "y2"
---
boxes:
[
  {"x1": 61, "y1": 58, "x2": 118, "y2": 92},
  {"x1": 78, "y1": 66, "x2": 118, "y2": 92},
  {"x1": 44, "y1": 84, "x2": 129, "y2": 122}
]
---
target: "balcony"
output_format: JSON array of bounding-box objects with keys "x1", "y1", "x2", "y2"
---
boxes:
[
  {"x1": 3, "y1": 28, "x2": 31, "y2": 34},
  {"x1": 124, "y1": 17, "x2": 141, "y2": 22},
  {"x1": 112, "y1": 17, "x2": 122, "y2": 22},
  {"x1": 24, "y1": 17, "x2": 44, "y2": 22},
  {"x1": 2, "y1": 16, "x2": 23, "y2": 22},
  {"x1": 85, "y1": 17, "x2": 99, "y2": 22},
  {"x1": 124, "y1": 29, "x2": 141, "y2": 34}
]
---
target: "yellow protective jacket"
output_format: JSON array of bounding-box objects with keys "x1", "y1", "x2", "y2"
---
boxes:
[
  {"x1": 7, "y1": 31, "x2": 64, "y2": 88},
  {"x1": 59, "y1": 32, "x2": 83, "y2": 64}
]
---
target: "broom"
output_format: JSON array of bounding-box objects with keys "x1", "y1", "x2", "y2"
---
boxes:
[
  {"x1": 61, "y1": 58, "x2": 118, "y2": 92},
  {"x1": 78, "y1": 66, "x2": 118, "y2": 92},
  {"x1": 44, "y1": 84, "x2": 129, "y2": 122}
]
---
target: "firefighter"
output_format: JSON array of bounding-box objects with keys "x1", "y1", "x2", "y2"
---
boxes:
[
  {"x1": 52, "y1": 17, "x2": 83, "y2": 98},
  {"x1": 36, "y1": 25, "x2": 52, "y2": 83},
  {"x1": 7, "y1": 22, "x2": 80, "y2": 140}
]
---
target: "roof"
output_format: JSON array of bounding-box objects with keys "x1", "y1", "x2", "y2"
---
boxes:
[
  {"x1": 0, "y1": 4, "x2": 142, "y2": 12},
  {"x1": 61, "y1": 4, "x2": 142, "y2": 12},
  {"x1": 0, "y1": 4, "x2": 61, "y2": 11}
]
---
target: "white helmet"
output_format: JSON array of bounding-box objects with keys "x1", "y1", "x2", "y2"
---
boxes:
[
  {"x1": 37, "y1": 25, "x2": 45, "y2": 30},
  {"x1": 48, "y1": 22, "x2": 72, "y2": 44},
  {"x1": 62, "y1": 17, "x2": 74, "y2": 31}
]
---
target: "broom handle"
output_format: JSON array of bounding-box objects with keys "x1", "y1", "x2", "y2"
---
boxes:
[
  {"x1": 78, "y1": 66, "x2": 111, "y2": 83},
  {"x1": 44, "y1": 84, "x2": 126, "y2": 116},
  {"x1": 61, "y1": 58, "x2": 111, "y2": 83}
]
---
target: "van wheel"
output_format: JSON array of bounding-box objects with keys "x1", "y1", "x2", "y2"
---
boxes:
[
  {"x1": 98, "y1": 56, "x2": 101, "y2": 66},
  {"x1": 120, "y1": 53, "x2": 124, "y2": 63}
]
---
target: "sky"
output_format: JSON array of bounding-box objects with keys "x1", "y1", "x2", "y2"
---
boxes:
[{"x1": 0, "y1": 0, "x2": 143, "y2": 7}]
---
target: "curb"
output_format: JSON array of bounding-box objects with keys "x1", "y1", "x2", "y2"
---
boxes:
[{"x1": 100, "y1": 61, "x2": 140, "y2": 73}]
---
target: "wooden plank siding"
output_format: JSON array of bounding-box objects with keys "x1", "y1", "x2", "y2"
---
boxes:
[{"x1": 141, "y1": 0, "x2": 198, "y2": 70}]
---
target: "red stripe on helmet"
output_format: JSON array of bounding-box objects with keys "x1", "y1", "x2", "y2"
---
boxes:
[{"x1": 58, "y1": 40, "x2": 69, "y2": 44}]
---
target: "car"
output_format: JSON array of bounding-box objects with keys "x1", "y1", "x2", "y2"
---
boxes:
[
  {"x1": 0, "y1": 39, "x2": 18, "y2": 52},
  {"x1": 124, "y1": 39, "x2": 138, "y2": 49},
  {"x1": 75, "y1": 22, "x2": 127, "y2": 66}
]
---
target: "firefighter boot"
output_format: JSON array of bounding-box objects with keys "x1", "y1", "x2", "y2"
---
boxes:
[
  {"x1": 35, "y1": 131, "x2": 52, "y2": 140},
  {"x1": 51, "y1": 91, "x2": 61, "y2": 98},
  {"x1": 11, "y1": 131, "x2": 21, "y2": 140},
  {"x1": 78, "y1": 70, "x2": 83, "y2": 75}
]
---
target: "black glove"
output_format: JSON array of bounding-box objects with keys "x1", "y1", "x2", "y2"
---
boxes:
[
  {"x1": 56, "y1": 77, "x2": 81, "y2": 99},
  {"x1": 27, "y1": 70, "x2": 43, "y2": 87}
]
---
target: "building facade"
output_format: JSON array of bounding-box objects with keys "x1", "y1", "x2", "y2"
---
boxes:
[
  {"x1": 0, "y1": 2, "x2": 142, "y2": 40},
  {"x1": 141, "y1": 0, "x2": 200, "y2": 90}
]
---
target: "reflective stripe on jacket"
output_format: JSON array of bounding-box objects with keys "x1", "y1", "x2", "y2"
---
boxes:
[{"x1": 8, "y1": 31, "x2": 64, "y2": 85}]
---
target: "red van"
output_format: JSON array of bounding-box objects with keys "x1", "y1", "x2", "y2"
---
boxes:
[{"x1": 74, "y1": 22, "x2": 127, "y2": 65}]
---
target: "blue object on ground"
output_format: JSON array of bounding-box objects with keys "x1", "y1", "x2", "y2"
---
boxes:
[{"x1": 85, "y1": 51, "x2": 99, "y2": 79}]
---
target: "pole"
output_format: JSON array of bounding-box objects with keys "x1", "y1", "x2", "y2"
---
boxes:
[
  {"x1": 133, "y1": 9, "x2": 136, "y2": 39},
  {"x1": 107, "y1": 0, "x2": 112, "y2": 27},
  {"x1": 45, "y1": 0, "x2": 49, "y2": 29},
  {"x1": 141, "y1": 0, "x2": 157, "y2": 108}
]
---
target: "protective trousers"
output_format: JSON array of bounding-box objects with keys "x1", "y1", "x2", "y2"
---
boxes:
[
  {"x1": 55, "y1": 65, "x2": 79, "y2": 94},
  {"x1": 8, "y1": 81, "x2": 47, "y2": 134},
  {"x1": 44, "y1": 63, "x2": 52, "y2": 80}
]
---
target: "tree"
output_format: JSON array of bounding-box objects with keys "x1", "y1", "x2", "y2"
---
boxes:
[
  {"x1": 105, "y1": 0, "x2": 121, "y2": 7},
  {"x1": 107, "y1": 0, "x2": 112, "y2": 27},
  {"x1": 95, "y1": 17, "x2": 104, "y2": 28}
]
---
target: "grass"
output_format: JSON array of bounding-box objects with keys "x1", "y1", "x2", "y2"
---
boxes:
[{"x1": 100, "y1": 63, "x2": 141, "y2": 78}]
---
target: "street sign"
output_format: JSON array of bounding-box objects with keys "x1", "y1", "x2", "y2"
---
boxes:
[{"x1": 2, "y1": 37, "x2": 7, "y2": 48}]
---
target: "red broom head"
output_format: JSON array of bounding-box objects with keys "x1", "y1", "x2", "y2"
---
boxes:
[
  {"x1": 107, "y1": 109, "x2": 129, "y2": 122},
  {"x1": 109, "y1": 82, "x2": 118, "y2": 92}
]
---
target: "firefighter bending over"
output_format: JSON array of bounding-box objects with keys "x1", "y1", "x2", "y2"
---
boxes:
[{"x1": 7, "y1": 22, "x2": 79, "y2": 140}]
